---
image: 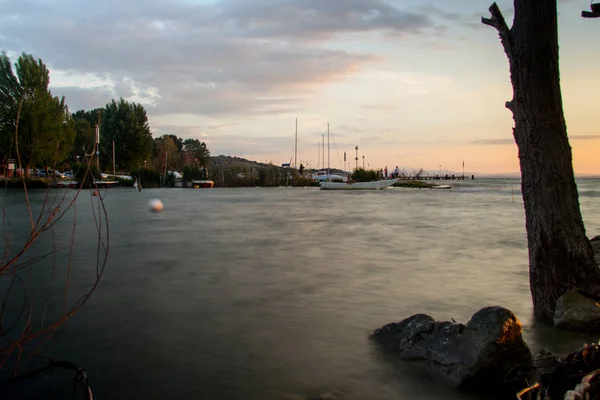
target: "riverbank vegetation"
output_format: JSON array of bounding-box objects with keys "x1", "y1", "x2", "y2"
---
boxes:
[
  {"x1": 0, "y1": 52, "x2": 211, "y2": 183},
  {"x1": 393, "y1": 180, "x2": 435, "y2": 189}
]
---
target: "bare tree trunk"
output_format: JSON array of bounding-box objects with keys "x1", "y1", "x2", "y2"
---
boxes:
[{"x1": 483, "y1": 1, "x2": 600, "y2": 323}]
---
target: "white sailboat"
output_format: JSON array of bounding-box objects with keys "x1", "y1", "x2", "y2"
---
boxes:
[
  {"x1": 312, "y1": 170, "x2": 347, "y2": 182},
  {"x1": 318, "y1": 123, "x2": 396, "y2": 190},
  {"x1": 320, "y1": 178, "x2": 399, "y2": 190}
]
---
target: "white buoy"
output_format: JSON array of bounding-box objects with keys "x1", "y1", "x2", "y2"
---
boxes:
[{"x1": 149, "y1": 199, "x2": 163, "y2": 213}]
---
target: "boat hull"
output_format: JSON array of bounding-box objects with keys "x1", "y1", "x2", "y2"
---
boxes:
[
  {"x1": 319, "y1": 178, "x2": 398, "y2": 190},
  {"x1": 192, "y1": 180, "x2": 214, "y2": 188}
]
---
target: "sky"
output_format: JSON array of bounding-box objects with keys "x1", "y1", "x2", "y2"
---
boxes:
[{"x1": 1, "y1": 0, "x2": 600, "y2": 175}]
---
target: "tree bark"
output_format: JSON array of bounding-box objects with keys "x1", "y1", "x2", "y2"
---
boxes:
[{"x1": 482, "y1": 1, "x2": 600, "y2": 323}]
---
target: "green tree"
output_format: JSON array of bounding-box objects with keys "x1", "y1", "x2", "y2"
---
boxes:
[
  {"x1": 72, "y1": 118, "x2": 95, "y2": 158},
  {"x1": 182, "y1": 138, "x2": 210, "y2": 167},
  {"x1": 42, "y1": 97, "x2": 76, "y2": 174},
  {"x1": 0, "y1": 52, "x2": 19, "y2": 161},
  {"x1": 99, "y1": 98, "x2": 152, "y2": 170},
  {"x1": 153, "y1": 134, "x2": 180, "y2": 172},
  {"x1": 0, "y1": 52, "x2": 75, "y2": 175},
  {"x1": 72, "y1": 108, "x2": 102, "y2": 127},
  {"x1": 164, "y1": 134, "x2": 184, "y2": 154},
  {"x1": 351, "y1": 168, "x2": 379, "y2": 182}
]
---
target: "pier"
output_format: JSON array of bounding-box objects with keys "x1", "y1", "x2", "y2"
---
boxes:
[{"x1": 405, "y1": 174, "x2": 475, "y2": 181}]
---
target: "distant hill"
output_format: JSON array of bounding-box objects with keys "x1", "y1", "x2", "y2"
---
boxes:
[
  {"x1": 209, "y1": 155, "x2": 344, "y2": 173},
  {"x1": 208, "y1": 157, "x2": 596, "y2": 179},
  {"x1": 209, "y1": 155, "x2": 272, "y2": 170}
]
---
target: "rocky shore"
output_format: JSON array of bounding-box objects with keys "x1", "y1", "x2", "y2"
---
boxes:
[{"x1": 368, "y1": 236, "x2": 600, "y2": 399}]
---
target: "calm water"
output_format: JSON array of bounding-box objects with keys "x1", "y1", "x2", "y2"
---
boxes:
[{"x1": 2, "y1": 179, "x2": 600, "y2": 399}]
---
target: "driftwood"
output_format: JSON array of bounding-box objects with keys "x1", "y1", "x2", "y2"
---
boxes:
[{"x1": 517, "y1": 343, "x2": 600, "y2": 400}]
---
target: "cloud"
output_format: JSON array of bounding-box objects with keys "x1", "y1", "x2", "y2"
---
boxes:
[
  {"x1": 218, "y1": 0, "x2": 435, "y2": 40},
  {"x1": 358, "y1": 135, "x2": 395, "y2": 145},
  {"x1": 53, "y1": 86, "x2": 115, "y2": 113},
  {"x1": 472, "y1": 138, "x2": 515, "y2": 145},
  {"x1": 417, "y1": 5, "x2": 469, "y2": 23},
  {"x1": 472, "y1": 134, "x2": 600, "y2": 146},
  {"x1": 337, "y1": 125, "x2": 364, "y2": 133},
  {"x1": 570, "y1": 134, "x2": 600, "y2": 140},
  {"x1": 362, "y1": 104, "x2": 398, "y2": 111},
  {"x1": 0, "y1": 0, "x2": 438, "y2": 117}
]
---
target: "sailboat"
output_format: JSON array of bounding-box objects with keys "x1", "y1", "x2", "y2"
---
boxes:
[
  {"x1": 319, "y1": 178, "x2": 399, "y2": 190},
  {"x1": 312, "y1": 125, "x2": 346, "y2": 182},
  {"x1": 318, "y1": 124, "x2": 398, "y2": 190}
]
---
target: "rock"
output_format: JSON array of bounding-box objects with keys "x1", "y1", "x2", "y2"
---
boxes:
[
  {"x1": 308, "y1": 394, "x2": 342, "y2": 400},
  {"x1": 533, "y1": 348, "x2": 559, "y2": 377},
  {"x1": 372, "y1": 306, "x2": 533, "y2": 395},
  {"x1": 553, "y1": 291, "x2": 600, "y2": 330},
  {"x1": 306, "y1": 390, "x2": 347, "y2": 400}
]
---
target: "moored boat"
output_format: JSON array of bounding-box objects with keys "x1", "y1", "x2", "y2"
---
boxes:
[
  {"x1": 192, "y1": 180, "x2": 214, "y2": 188},
  {"x1": 312, "y1": 169, "x2": 347, "y2": 182},
  {"x1": 320, "y1": 178, "x2": 398, "y2": 190},
  {"x1": 55, "y1": 180, "x2": 79, "y2": 188}
]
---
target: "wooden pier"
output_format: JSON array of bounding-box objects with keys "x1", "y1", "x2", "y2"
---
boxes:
[{"x1": 401, "y1": 174, "x2": 475, "y2": 181}]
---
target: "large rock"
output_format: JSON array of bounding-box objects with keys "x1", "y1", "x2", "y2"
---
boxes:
[
  {"x1": 372, "y1": 306, "x2": 533, "y2": 395},
  {"x1": 553, "y1": 291, "x2": 600, "y2": 330}
]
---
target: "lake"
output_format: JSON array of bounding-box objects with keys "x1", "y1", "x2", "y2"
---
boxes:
[{"x1": 2, "y1": 178, "x2": 600, "y2": 399}]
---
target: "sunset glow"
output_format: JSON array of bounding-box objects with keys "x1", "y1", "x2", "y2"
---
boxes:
[{"x1": 2, "y1": 0, "x2": 599, "y2": 175}]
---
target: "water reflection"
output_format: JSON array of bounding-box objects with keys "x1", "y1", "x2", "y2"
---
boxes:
[{"x1": 1, "y1": 179, "x2": 599, "y2": 399}]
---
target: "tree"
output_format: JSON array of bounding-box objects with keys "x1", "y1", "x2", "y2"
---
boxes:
[
  {"x1": 182, "y1": 138, "x2": 210, "y2": 167},
  {"x1": 42, "y1": 96, "x2": 76, "y2": 174},
  {"x1": 153, "y1": 134, "x2": 180, "y2": 171},
  {"x1": 482, "y1": 1, "x2": 600, "y2": 322},
  {"x1": 0, "y1": 52, "x2": 75, "y2": 175},
  {"x1": 72, "y1": 108, "x2": 102, "y2": 127},
  {"x1": 0, "y1": 53, "x2": 19, "y2": 162},
  {"x1": 99, "y1": 98, "x2": 153, "y2": 170},
  {"x1": 164, "y1": 134, "x2": 184, "y2": 154},
  {"x1": 72, "y1": 118, "x2": 95, "y2": 157}
]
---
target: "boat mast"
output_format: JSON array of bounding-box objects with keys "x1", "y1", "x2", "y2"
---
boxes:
[
  {"x1": 327, "y1": 123, "x2": 330, "y2": 176},
  {"x1": 95, "y1": 110, "x2": 101, "y2": 172},
  {"x1": 112, "y1": 140, "x2": 116, "y2": 176},
  {"x1": 321, "y1": 134, "x2": 324, "y2": 171},
  {"x1": 294, "y1": 118, "x2": 298, "y2": 171}
]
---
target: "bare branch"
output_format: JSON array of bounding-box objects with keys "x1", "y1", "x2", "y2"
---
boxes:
[
  {"x1": 582, "y1": 10, "x2": 600, "y2": 18},
  {"x1": 482, "y1": 2, "x2": 513, "y2": 57},
  {"x1": 1, "y1": 162, "x2": 110, "y2": 376},
  {"x1": 481, "y1": 3, "x2": 509, "y2": 32},
  {"x1": 505, "y1": 100, "x2": 515, "y2": 112},
  {"x1": 13, "y1": 93, "x2": 34, "y2": 231}
]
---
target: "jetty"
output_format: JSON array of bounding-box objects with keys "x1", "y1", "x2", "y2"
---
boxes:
[{"x1": 405, "y1": 174, "x2": 474, "y2": 180}]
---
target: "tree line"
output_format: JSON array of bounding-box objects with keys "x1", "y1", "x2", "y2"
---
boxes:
[{"x1": 0, "y1": 52, "x2": 210, "y2": 177}]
